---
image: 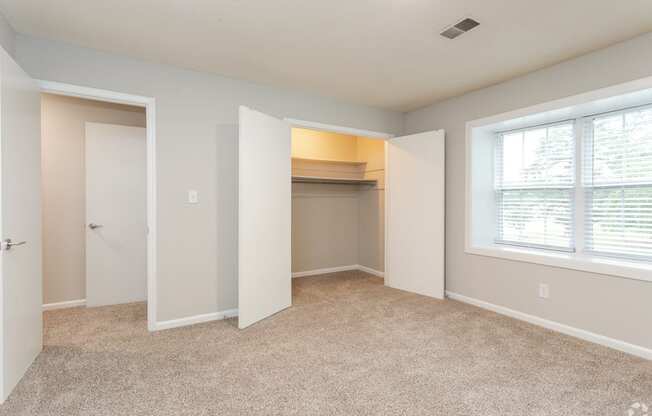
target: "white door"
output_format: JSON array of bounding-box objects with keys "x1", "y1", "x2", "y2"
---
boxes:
[
  {"x1": 386, "y1": 130, "x2": 445, "y2": 299},
  {"x1": 238, "y1": 106, "x2": 291, "y2": 329},
  {"x1": 0, "y1": 49, "x2": 42, "y2": 402},
  {"x1": 85, "y1": 123, "x2": 147, "y2": 307}
]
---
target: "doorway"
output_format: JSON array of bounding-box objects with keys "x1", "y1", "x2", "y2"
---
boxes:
[
  {"x1": 38, "y1": 82, "x2": 157, "y2": 331},
  {"x1": 42, "y1": 94, "x2": 148, "y2": 311},
  {"x1": 290, "y1": 127, "x2": 386, "y2": 278}
]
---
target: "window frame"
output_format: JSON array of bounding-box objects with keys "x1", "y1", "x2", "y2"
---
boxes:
[
  {"x1": 581, "y1": 104, "x2": 652, "y2": 262},
  {"x1": 465, "y1": 77, "x2": 652, "y2": 283},
  {"x1": 493, "y1": 121, "x2": 577, "y2": 252}
]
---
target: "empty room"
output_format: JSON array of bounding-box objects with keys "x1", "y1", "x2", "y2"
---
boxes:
[{"x1": 0, "y1": 1, "x2": 650, "y2": 415}]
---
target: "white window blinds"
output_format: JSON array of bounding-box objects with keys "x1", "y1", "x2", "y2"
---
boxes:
[
  {"x1": 583, "y1": 106, "x2": 652, "y2": 260},
  {"x1": 495, "y1": 123, "x2": 575, "y2": 251}
]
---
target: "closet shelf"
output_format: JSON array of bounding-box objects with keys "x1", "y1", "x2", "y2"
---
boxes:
[
  {"x1": 291, "y1": 157, "x2": 366, "y2": 166},
  {"x1": 292, "y1": 176, "x2": 377, "y2": 185}
]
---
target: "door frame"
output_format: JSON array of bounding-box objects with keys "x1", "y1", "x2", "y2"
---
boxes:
[
  {"x1": 284, "y1": 117, "x2": 394, "y2": 283},
  {"x1": 285, "y1": 118, "x2": 394, "y2": 141},
  {"x1": 38, "y1": 80, "x2": 158, "y2": 332}
]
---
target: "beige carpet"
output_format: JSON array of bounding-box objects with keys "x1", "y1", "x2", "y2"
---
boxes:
[{"x1": 1, "y1": 271, "x2": 650, "y2": 415}]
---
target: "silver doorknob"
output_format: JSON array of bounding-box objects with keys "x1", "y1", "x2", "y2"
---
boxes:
[
  {"x1": 88, "y1": 223, "x2": 103, "y2": 230},
  {"x1": 2, "y1": 238, "x2": 27, "y2": 250}
]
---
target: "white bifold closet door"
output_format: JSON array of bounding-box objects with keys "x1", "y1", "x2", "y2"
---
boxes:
[
  {"x1": 386, "y1": 130, "x2": 445, "y2": 299},
  {"x1": 238, "y1": 106, "x2": 291, "y2": 329}
]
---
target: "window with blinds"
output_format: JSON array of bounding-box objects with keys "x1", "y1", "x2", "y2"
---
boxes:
[
  {"x1": 583, "y1": 106, "x2": 652, "y2": 260},
  {"x1": 495, "y1": 123, "x2": 575, "y2": 251}
]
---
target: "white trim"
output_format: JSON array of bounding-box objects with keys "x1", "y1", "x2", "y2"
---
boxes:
[
  {"x1": 292, "y1": 265, "x2": 359, "y2": 278},
  {"x1": 384, "y1": 140, "x2": 391, "y2": 287},
  {"x1": 39, "y1": 81, "x2": 153, "y2": 107},
  {"x1": 356, "y1": 265, "x2": 385, "y2": 278},
  {"x1": 291, "y1": 265, "x2": 385, "y2": 278},
  {"x1": 0, "y1": 65, "x2": 4, "y2": 404},
  {"x1": 38, "y1": 80, "x2": 158, "y2": 332},
  {"x1": 154, "y1": 309, "x2": 238, "y2": 331},
  {"x1": 467, "y1": 246, "x2": 652, "y2": 283},
  {"x1": 465, "y1": 75, "x2": 652, "y2": 283},
  {"x1": 465, "y1": 75, "x2": 652, "y2": 133},
  {"x1": 573, "y1": 119, "x2": 585, "y2": 255},
  {"x1": 284, "y1": 118, "x2": 394, "y2": 140},
  {"x1": 42, "y1": 299, "x2": 86, "y2": 311},
  {"x1": 464, "y1": 122, "x2": 473, "y2": 254},
  {"x1": 446, "y1": 291, "x2": 652, "y2": 360}
]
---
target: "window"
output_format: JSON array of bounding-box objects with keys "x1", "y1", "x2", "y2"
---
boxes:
[
  {"x1": 467, "y1": 82, "x2": 652, "y2": 281},
  {"x1": 495, "y1": 123, "x2": 575, "y2": 251},
  {"x1": 583, "y1": 106, "x2": 652, "y2": 260},
  {"x1": 491, "y1": 106, "x2": 652, "y2": 263}
]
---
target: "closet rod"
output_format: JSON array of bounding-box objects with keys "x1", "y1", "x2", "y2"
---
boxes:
[{"x1": 292, "y1": 176, "x2": 377, "y2": 186}]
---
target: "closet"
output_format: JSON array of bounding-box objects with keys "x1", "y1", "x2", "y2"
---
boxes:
[
  {"x1": 237, "y1": 106, "x2": 445, "y2": 329},
  {"x1": 290, "y1": 128, "x2": 385, "y2": 277}
]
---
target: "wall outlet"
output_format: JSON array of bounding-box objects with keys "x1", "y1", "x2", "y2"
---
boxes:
[
  {"x1": 538, "y1": 283, "x2": 550, "y2": 299},
  {"x1": 187, "y1": 189, "x2": 199, "y2": 204}
]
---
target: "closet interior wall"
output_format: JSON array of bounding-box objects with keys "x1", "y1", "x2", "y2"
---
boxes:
[{"x1": 291, "y1": 128, "x2": 385, "y2": 275}]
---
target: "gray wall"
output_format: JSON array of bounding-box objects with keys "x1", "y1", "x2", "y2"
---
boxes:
[
  {"x1": 0, "y1": 11, "x2": 15, "y2": 58},
  {"x1": 291, "y1": 184, "x2": 385, "y2": 274},
  {"x1": 405, "y1": 33, "x2": 652, "y2": 350},
  {"x1": 356, "y1": 137, "x2": 386, "y2": 272},
  {"x1": 357, "y1": 189, "x2": 384, "y2": 272},
  {"x1": 292, "y1": 183, "x2": 359, "y2": 273},
  {"x1": 16, "y1": 35, "x2": 404, "y2": 321},
  {"x1": 41, "y1": 93, "x2": 146, "y2": 305}
]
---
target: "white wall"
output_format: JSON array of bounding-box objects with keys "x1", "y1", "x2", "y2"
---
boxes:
[
  {"x1": 405, "y1": 33, "x2": 652, "y2": 350},
  {"x1": 41, "y1": 93, "x2": 146, "y2": 305},
  {"x1": 16, "y1": 35, "x2": 404, "y2": 322}
]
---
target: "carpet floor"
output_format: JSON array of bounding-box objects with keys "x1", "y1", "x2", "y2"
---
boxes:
[{"x1": 1, "y1": 271, "x2": 650, "y2": 415}]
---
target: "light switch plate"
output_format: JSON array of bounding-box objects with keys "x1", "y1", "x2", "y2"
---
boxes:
[
  {"x1": 538, "y1": 283, "x2": 550, "y2": 299},
  {"x1": 188, "y1": 190, "x2": 199, "y2": 204}
]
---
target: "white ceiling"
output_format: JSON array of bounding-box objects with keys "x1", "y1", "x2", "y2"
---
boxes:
[{"x1": 1, "y1": 0, "x2": 652, "y2": 111}]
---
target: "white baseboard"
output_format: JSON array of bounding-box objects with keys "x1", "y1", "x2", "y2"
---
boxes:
[
  {"x1": 356, "y1": 265, "x2": 385, "y2": 278},
  {"x1": 154, "y1": 308, "x2": 239, "y2": 331},
  {"x1": 446, "y1": 291, "x2": 652, "y2": 361},
  {"x1": 292, "y1": 264, "x2": 385, "y2": 278},
  {"x1": 292, "y1": 265, "x2": 359, "y2": 278},
  {"x1": 42, "y1": 299, "x2": 86, "y2": 311}
]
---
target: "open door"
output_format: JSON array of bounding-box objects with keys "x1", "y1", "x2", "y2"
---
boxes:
[
  {"x1": 0, "y1": 49, "x2": 42, "y2": 402},
  {"x1": 386, "y1": 130, "x2": 445, "y2": 299},
  {"x1": 238, "y1": 106, "x2": 291, "y2": 329}
]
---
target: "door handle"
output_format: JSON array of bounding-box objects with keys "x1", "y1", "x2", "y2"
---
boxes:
[
  {"x1": 2, "y1": 238, "x2": 27, "y2": 250},
  {"x1": 88, "y1": 223, "x2": 103, "y2": 230}
]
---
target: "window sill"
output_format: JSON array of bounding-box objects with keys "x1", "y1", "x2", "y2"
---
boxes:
[{"x1": 465, "y1": 245, "x2": 652, "y2": 283}]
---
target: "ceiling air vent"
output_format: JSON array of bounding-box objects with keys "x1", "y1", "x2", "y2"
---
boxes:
[{"x1": 440, "y1": 18, "x2": 480, "y2": 39}]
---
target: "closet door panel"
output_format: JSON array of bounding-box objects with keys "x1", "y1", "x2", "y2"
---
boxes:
[
  {"x1": 386, "y1": 130, "x2": 445, "y2": 299},
  {"x1": 238, "y1": 106, "x2": 292, "y2": 329}
]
